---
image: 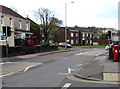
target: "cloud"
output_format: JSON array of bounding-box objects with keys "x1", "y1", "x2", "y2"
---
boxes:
[{"x1": 0, "y1": 0, "x2": 119, "y2": 29}]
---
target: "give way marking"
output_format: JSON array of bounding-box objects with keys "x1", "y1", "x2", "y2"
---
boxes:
[{"x1": 59, "y1": 64, "x2": 82, "y2": 75}]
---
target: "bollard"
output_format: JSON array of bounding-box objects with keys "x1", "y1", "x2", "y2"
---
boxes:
[{"x1": 109, "y1": 45, "x2": 114, "y2": 59}]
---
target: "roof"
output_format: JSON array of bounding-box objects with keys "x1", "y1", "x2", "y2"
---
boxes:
[
  {"x1": 60, "y1": 27, "x2": 93, "y2": 33},
  {"x1": 0, "y1": 5, "x2": 25, "y2": 19}
]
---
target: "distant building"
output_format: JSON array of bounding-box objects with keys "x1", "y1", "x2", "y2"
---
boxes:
[{"x1": 54, "y1": 27, "x2": 93, "y2": 46}]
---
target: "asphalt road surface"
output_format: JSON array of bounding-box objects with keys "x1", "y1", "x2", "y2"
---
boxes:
[{"x1": 2, "y1": 48, "x2": 116, "y2": 88}]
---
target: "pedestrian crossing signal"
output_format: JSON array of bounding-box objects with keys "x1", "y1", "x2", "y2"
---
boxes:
[
  {"x1": 7, "y1": 26, "x2": 12, "y2": 37},
  {"x1": 108, "y1": 31, "x2": 111, "y2": 39},
  {"x1": 2, "y1": 26, "x2": 6, "y2": 36},
  {"x1": 106, "y1": 31, "x2": 111, "y2": 40},
  {"x1": 2, "y1": 26, "x2": 12, "y2": 37}
]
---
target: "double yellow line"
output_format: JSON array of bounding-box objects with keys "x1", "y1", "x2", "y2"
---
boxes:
[{"x1": 67, "y1": 76, "x2": 120, "y2": 85}]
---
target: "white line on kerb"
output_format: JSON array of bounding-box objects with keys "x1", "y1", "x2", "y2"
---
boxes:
[
  {"x1": 24, "y1": 67, "x2": 31, "y2": 72},
  {"x1": 61, "y1": 83, "x2": 71, "y2": 89},
  {"x1": 0, "y1": 63, "x2": 4, "y2": 65}
]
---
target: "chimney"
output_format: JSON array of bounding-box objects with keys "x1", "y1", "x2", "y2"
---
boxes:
[{"x1": 27, "y1": 15, "x2": 29, "y2": 18}]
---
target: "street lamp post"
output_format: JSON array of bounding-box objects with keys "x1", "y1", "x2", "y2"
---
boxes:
[{"x1": 65, "y1": 2, "x2": 74, "y2": 49}]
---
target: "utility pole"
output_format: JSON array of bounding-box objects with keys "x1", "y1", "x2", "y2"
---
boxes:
[
  {"x1": 5, "y1": 26, "x2": 8, "y2": 57},
  {"x1": 64, "y1": 2, "x2": 74, "y2": 49},
  {"x1": 65, "y1": 3, "x2": 67, "y2": 50}
]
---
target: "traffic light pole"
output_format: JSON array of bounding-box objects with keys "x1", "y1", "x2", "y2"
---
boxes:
[{"x1": 5, "y1": 26, "x2": 8, "y2": 57}]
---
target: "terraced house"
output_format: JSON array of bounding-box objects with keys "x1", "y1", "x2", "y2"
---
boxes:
[
  {"x1": 56, "y1": 27, "x2": 93, "y2": 46},
  {"x1": 0, "y1": 5, "x2": 32, "y2": 47}
]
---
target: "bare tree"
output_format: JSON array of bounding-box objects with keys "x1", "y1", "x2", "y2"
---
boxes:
[{"x1": 34, "y1": 8, "x2": 62, "y2": 43}]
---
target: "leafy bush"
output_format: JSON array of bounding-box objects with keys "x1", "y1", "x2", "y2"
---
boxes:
[
  {"x1": 54, "y1": 42, "x2": 58, "y2": 46},
  {"x1": 39, "y1": 43, "x2": 50, "y2": 46}
]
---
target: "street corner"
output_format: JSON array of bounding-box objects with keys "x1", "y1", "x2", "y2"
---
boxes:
[
  {"x1": 67, "y1": 57, "x2": 120, "y2": 85},
  {"x1": 1, "y1": 62, "x2": 42, "y2": 77}
]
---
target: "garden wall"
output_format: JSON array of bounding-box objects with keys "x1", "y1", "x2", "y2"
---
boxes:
[{"x1": 1, "y1": 45, "x2": 58, "y2": 57}]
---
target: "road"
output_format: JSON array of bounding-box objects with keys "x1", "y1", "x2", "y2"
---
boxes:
[{"x1": 1, "y1": 48, "x2": 116, "y2": 88}]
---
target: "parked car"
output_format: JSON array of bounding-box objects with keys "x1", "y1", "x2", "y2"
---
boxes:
[{"x1": 58, "y1": 42, "x2": 72, "y2": 48}]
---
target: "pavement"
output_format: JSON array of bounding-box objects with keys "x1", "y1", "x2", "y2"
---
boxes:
[{"x1": 76, "y1": 52, "x2": 120, "y2": 82}]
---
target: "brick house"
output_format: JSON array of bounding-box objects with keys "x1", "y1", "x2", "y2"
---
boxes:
[
  {"x1": 56, "y1": 27, "x2": 93, "y2": 46},
  {"x1": 78, "y1": 28, "x2": 93, "y2": 46},
  {"x1": 0, "y1": 5, "x2": 32, "y2": 46}
]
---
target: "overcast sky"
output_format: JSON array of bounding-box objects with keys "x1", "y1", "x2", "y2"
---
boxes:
[{"x1": 0, "y1": 0, "x2": 119, "y2": 29}]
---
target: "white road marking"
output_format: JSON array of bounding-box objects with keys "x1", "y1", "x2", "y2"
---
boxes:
[
  {"x1": 0, "y1": 63, "x2": 4, "y2": 65},
  {"x1": 75, "y1": 50, "x2": 105, "y2": 56},
  {"x1": 58, "y1": 73, "x2": 69, "y2": 75},
  {"x1": 75, "y1": 52, "x2": 88, "y2": 55},
  {"x1": 1, "y1": 63, "x2": 42, "y2": 78},
  {"x1": 61, "y1": 83, "x2": 71, "y2": 89},
  {"x1": 68, "y1": 68, "x2": 71, "y2": 74},
  {"x1": 0, "y1": 72, "x2": 19, "y2": 78},
  {"x1": 24, "y1": 67, "x2": 31, "y2": 72},
  {"x1": 70, "y1": 64, "x2": 82, "y2": 68},
  {"x1": 59, "y1": 64, "x2": 82, "y2": 76},
  {"x1": 0, "y1": 62, "x2": 13, "y2": 65}
]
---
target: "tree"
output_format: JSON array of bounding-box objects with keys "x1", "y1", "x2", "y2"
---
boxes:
[
  {"x1": 88, "y1": 27, "x2": 104, "y2": 38},
  {"x1": 99, "y1": 33, "x2": 107, "y2": 39},
  {"x1": 74, "y1": 25, "x2": 80, "y2": 29},
  {"x1": 34, "y1": 8, "x2": 62, "y2": 43}
]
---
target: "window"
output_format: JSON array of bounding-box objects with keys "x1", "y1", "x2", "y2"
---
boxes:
[
  {"x1": 1, "y1": 16, "x2": 4, "y2": 25},
  {"x1": 86, "y1": 33, "x2": 88, "y2": 37},
  {"x1": 10, "y1": 18, "x2": 12, "y2": 27},
  {"x1": 76, "y1": 33, "x2": 78, "y2": 37},
  {"x1": 87, "y1": 40, "x2": 88, "y2": 43},
  {"x1": 71, "y1": 33, "x2": 74, "y2": 37},
  {"x1": 76, "y1": 40, "x2": 78, "y2": 44},
  {"x1": 67, "y1": 40, "x2": 69, "y2": 42},
  {"x1": 42, "y1": 34, "x2": 44, "y2": 37},
  {"x1": 90, "y1": 40, "x2": 92, "y2": 44},
  {"x1": 19, "y1": 20, "x2": 22, "y2": 29},
  {"x1": 90, "y1": 34, "x2": 92, "y2": 38},
  {"x1": 71, "y1": 40, "x2": 74, "y2": 44},
  {"x1": 82, "y1": 33, "x2": 85, "y2": 37},
  {"x1": 26, "y1": 22, "x2": 29, "y2": 30}
]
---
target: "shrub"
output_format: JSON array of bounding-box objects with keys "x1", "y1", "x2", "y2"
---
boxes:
[
  {"x1": 54, "y1": 42, "x2": 58, "y2": 46},
  {"x1": 40, "y1": 43, "x2": 50, "y2": 46}
]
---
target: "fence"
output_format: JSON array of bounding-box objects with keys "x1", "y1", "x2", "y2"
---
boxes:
[
  {"x1": 92, "y1": 39, "x2": 112, "y2": 45},
  {"x1": 1, "y1": 45, "x2": 58, "y2": 57}
]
